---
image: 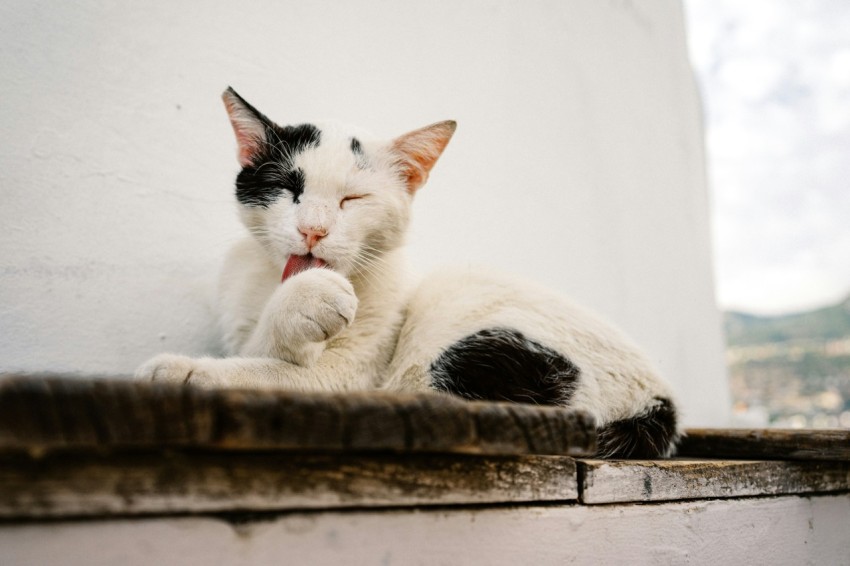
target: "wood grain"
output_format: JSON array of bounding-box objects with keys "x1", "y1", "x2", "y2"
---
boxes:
[
  {"x1": 0, "y1": 451, "x2": 578, "y2": 519},
  {"x1": 0, "y1": 374, "x2": 597, "y2": 457},
  {"x1": 3, "y1": 375, "x2": 850, "y2": 518},
  {"x1": 578, "y1": 458, "x2": 850, "y2": 504},
  {"x1": 680, "y1": 428, "x2": 850, "y2": 461}
]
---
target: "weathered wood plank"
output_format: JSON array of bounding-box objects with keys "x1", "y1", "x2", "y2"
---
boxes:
[
  {"x1": 0, "y1": 451, "x2": 578, "y2": 519},
  {"x1": 680, "y1": 428, "x2": 850, "y2": 461},
  {"x1": 578, "y1": 458, "x2": 850, "y2": 504},
  {"x1": 0, "y1": 375, "x2": 596, "y2": 457}
]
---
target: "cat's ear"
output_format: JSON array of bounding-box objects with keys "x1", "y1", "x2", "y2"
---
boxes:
[
  {"x1": 222, "y1": 87, "x2": 273, "y2": 167},
  {"x1": 391, "y1": 120, "x2": 456, "y2": 194}
]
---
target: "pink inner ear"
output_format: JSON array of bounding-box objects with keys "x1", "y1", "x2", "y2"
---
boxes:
[
  {"x1": 392, "y1": 121, "x2": 456, "y2": 194},
  {"x1": 400, "y1": 164, "x2": 426, "y2": 192},
  {"x1": 234, "y1": 132, "x2": 261, "y2": 168},
  {"x1": 223, "y1": 96, "x2": 266, "y2": 167}
]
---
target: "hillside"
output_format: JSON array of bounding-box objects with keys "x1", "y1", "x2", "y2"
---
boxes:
[
  {"x1": 723, "y1": 294, "x2": 850, "y2": 427},
  {"x1": 725, "y1": 295, "x2": 850, "y2": 347}
]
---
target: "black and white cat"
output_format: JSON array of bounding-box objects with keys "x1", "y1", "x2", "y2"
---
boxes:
[{"x1": 136, "y1": 87, "x2": 680, "y2": 458}]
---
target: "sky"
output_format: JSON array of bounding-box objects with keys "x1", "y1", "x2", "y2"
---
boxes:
[{"x1": 684, "y1": 0, "x2": 850, "y2": 315}]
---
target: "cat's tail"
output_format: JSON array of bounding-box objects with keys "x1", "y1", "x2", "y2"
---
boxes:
[{"x1": 594, "y1": 396, "x2": 681, "y2": 459}]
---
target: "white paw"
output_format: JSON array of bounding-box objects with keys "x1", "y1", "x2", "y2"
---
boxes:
[
  {"x1": 282, "y1": 269, "x2": 358, "y2": 344},
  {"x1": 134, "y1": 353, "x2": 225, "y2": 387}
]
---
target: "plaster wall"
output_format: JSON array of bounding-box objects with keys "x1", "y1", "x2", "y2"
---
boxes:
[
  {"x1": 0, "y1": 0, "x2": 729, "y2": 425},
  {"x1": 3, "y1": 495, "x2": 849, "y2": 565}
]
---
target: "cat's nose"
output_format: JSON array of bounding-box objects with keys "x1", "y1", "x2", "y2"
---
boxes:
[{"x1": 299, "y1": 226, "x2": 328, "y2": 250}]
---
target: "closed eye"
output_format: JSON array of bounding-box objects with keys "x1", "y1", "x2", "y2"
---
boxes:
[{"x1": 340, "y1": 194, "x2": 369, "y2": 208}]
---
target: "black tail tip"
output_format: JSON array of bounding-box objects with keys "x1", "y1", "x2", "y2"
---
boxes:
[{"x1": 595, "y1": 397, "x2": 680, "y2": 459}]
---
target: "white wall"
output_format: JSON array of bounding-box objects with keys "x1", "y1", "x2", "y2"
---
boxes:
[
  {"x1": 4, "y1": 495, "x2": 850, "y2": 565},
  {"x1": 0, "y1": 1, "x2": 729, "y2": 425}
]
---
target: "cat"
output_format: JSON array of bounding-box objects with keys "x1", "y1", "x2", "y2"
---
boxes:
[{"x1": 135, "y1": 87, "x2": 680, "y2": 458}]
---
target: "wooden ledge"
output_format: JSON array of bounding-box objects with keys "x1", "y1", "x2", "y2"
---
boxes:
[
  {"x1": 0, "y1": 374, "x2": 594, "y2": 519},
  {"x1": 578, "y1": 458, "x2": 850, "y2": 504},
  {"x1": 2, "y1": 374, "x2": 849, "y2": 520},
  {"x1": 0, "y1": 451, "x2": 580, "y2": 518},
  {"x1": 0, "y1": 374, "x2": 596, "y2": 457},
  {"x1": 577, "y1": 428, "x2": 850, "y2": 506},
  {"x1": 679, "y1": 428, "x2": 850, "y2": 461}
]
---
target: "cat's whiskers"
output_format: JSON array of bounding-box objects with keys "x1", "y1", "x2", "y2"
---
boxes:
[
  {"x1": 350, "y1": 255, "x2": 389, "y2": 284},
  {"x1": 351, "y1": 246, "x2": 399, "y2": 284},
  {"x1": 351, "y1": 261, "x2": 390, "y2": 286}
]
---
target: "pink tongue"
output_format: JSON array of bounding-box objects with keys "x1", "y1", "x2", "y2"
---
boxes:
[{"x1": 282, "y1": 254, "x2": 327, "y2": 282}]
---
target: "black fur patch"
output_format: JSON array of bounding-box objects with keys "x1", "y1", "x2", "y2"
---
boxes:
[
  {"x1": 430, "y1": 328, "x2": 580, "y2": 405},
  {"x1": 596, "y1": 397, "x2": 679, "y2": 459},
  {"x1": 235, "y1": 123, "x2": 321, "y2": 207},
  {"x1": 350, "y1": 137, "x2": 369, "y2": 169},
  {"x1": 350, "y1": 137, "x2": 363, "y2": 156}
]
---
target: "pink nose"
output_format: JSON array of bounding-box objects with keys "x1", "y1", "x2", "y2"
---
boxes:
[{"x1": 299, "y1": 226, "x2": 328, "y2": 249}]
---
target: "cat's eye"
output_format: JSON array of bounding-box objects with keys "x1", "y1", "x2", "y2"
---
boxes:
[{"x1": 340, "y1": 194, "x2": 368, "y2": 208}]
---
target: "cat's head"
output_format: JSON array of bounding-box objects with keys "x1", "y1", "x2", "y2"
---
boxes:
[{"x1": 222, "y1": 87, "x2": 455, "y2": 281}]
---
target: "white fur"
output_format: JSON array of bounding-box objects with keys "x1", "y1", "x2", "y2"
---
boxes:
[
  {"x1": 382, "y1": 267, "x2": 674, "y2": 426},
  {"x1": 136, "y1": 101, "x2": 677, "y2": 438},
  {"x1": 137, "y1": 119, "x2": 412, "y2": 392}
]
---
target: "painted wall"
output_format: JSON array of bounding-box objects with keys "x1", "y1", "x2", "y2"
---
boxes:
[
  {"x1": 0, "y1": 1, "x2": 729, "y2": 425},
  {"x1": 4, "y1": 495, "x2": 849, "y2": 565}
]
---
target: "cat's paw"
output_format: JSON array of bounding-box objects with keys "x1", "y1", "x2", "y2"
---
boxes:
[
  {"x1": 282, "y1": 268, "x2": 358, "y2": 344},
  {"x1": 134, "y1": 354, "x2": 225, "y2": 387}
]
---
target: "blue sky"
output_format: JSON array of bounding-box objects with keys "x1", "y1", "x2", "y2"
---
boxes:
[{"x1": 684, "y1": 0, "x2": 850, "y2": 314}]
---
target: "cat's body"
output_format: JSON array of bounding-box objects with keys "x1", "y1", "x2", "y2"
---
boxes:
[{"x1": 136, "y1": 87, "x2": 680, "y2": 458}]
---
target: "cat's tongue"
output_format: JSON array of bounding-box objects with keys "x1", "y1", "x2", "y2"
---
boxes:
[{"x1": 282, "y1": 254, "x2": 327, "y2": 283}]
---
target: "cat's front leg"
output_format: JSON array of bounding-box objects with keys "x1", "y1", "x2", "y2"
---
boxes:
[
  {"x1": 134, "y1": 353, "x2": 230, "y2": 387},
  {"x1": 239, "y1": 268, "x2": 358, "y2": 366},
  {"x1": 135, "y1": 354, "x2": 372, "y2": 391}
]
